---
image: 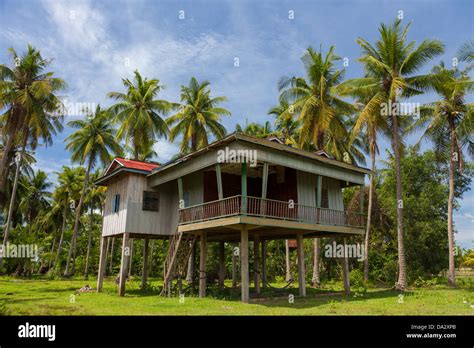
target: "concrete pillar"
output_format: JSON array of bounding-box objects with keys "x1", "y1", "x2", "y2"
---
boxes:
[
  {"x1": 254, "y1": 235, "x2": 261, "y2": 294},
  {"x1": 119, "y1": 233, "x2": 131, "y2": 296},
  {"x1": 96, "y1": 236, "x2": 108, "y2": 292},
  {"x1": 141, "y1": 239, "x2": 149, "y2": 289},
  {"x1": 241, "y1": 225, "x2": 249, "y2": 303},
  {"x1": 199, "y1": 232, "x2": 207, "y2": 298},
  {"x1": 296, "y1": 234, "x2": 306, "y2": 297},
  {"x1": 218, "y1": 240, "x2": 225, "y2": 291}
]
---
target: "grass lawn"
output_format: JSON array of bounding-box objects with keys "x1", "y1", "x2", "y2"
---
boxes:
[{"x1": 0, "y1": 276, "x2": 472, "y2": 315}]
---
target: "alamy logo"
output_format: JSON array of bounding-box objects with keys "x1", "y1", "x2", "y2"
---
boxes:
[
  {"x1": 324, "y1": 241, "x2": 365, "y2": 261},
  {"x1": 216, "y1": 147, "x2": 258, "y2": 167},
  {"x1": 0, "y1": 243, "x2": 38, "y2": 260},
  {"x1": 18, "y1": 322, "x2": 56, "y2": 341}
]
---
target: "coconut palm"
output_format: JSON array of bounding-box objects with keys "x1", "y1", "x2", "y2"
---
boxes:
[
  {"x1": 108, "y1": 70, "x2": 172, "y2": 160},
  {"x1": 411, "y1": 61, "x2": 473, "y2": 286},
  {"x1": 167, "y1": 77, "x2": 230, "y2": 153},
  {"x1": 235, "y1": 121, "x2": 273, "y2": 138},
  {"x1": 0, "y1": 45, "x2": 65, "y2": 205},
  {"x1": 278, "y1": 46, "x2": 356, "y2": 151},
  {"x1": 50, "y1": 166, "x2": 84, "y2": 271},
  {"x1": 339, "y1": 19, "x2": 444, "y2": 289},
  {"x1": 63, "y1": 105, "x2": 123, "y2": 276},
  {"x1": 18, "y1": 170, "x2": 52, "y2": 223},
  {"x1": 268, "y1": 99, "x2": 301, "y2": 146},
  {"x1": 84, "y1": 170, "x2": 106, "y2": 279}
]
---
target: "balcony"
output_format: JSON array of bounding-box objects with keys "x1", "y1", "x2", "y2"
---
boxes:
[{"x1": 178, "y1": 195, "x2": 365, "y2": 229}]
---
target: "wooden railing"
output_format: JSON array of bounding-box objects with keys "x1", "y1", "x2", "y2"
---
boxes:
[{"x1": 179, "y1": 195, "x2": 365, "y2": 228}]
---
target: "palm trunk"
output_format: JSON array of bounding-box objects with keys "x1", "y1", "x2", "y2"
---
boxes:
[
  {"x1": 312, "y1": 238, "x2": 320, "y2": 287},
  {"x1": 1, "y1": 130, "x2": 28, "y2": 269},
  {"x1": 447, "y1": 123, "x2": 456, "y2": 287},
  {"x1": 285, "y1": 239, "x2": 291, "y2": 282},
  {"x1": 53, "y1": 201, "x2": 69, "y2": 270},
  {"x1": 48, "y1": 235, "x2": 57, "y2": 270},
  {"x1": 64, "y1": 159, "x2": 92, "y2": 276},
  {"x1": 392, "y1": 114, "x2": 406, "y2": 290},
  {"x1": 364, "y1": 147, "x2": 376, "y2": 282},
  {"x1": 84, "y1": 204, "x2": 93, "y2": 279},
  {"x1": 0, "y1": 134, "x2": 16, "y2": 206}
]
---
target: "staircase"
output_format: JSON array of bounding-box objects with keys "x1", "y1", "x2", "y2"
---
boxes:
[{"x1": 160, "y1": 231, "x2": 197, "y2": 296}]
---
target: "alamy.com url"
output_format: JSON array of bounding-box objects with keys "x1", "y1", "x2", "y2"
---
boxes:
[{"x1": 406, "y1": 333, "x2": 456, "y2": 339}]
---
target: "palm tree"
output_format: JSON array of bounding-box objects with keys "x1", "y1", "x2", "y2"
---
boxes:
[
  {"x1": 84, "y1": 170, "x2": 106, "y2": 279},
  {"x1": 51, "y1": 166, "x2": 84, "y2": 271},
  {"x1": 63, "y1": 105, "x2": 123, "y2": 276},
  {"x1": 0, "y1": 45, "x2": 65, "y2": 206},
  {"x1": 278, "y1": 46, "x2": 356, "y2": 151},
  {"x1": 335, "y1": 87, "x2": 390, "y2": 282},
  {"x1": 268, "y1": 99, "x2": 300, "y2": 146},
  {"x1": 411, "y1": 61, "x2": 473, "y2": 286},
  {"x1": 340, "y1": 19, "x2": 444, "y2": 289},
  {"x1": 18, "y1": 170, "x2": 52, "y2": 223},
  {"x1": 167, "y1": 77, "x2": 230, "y2": 153},
  {"x1": 235, "y1": 121, "x2": 273, "y2": 138},
  {"x1": 108, "y1": 70, "x2": 172, "y2": 160}
]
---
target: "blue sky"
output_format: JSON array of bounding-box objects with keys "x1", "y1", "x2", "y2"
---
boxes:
[{"x1": 0, "y1": 0, "x2": 472, "y2": 247}]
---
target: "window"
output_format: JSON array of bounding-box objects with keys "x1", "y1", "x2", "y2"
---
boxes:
[
  {"x1": 321, "y1": 189, "x2": 329, "y2": 208},
  {"x1": 112, "y1": 194, "x2": 120, "y2": 213},
  {"x1": 142, "y1": 191, "x2": 159, "y2": 211}
]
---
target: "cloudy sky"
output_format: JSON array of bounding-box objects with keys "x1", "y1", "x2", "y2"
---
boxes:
[{"x1": 0, "y1": 0, "x2": 472, "y2": 247}]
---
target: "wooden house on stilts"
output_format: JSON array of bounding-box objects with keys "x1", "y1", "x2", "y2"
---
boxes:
[{"x1": 95, "y1": 133, "x2": 369, "y2": 303}]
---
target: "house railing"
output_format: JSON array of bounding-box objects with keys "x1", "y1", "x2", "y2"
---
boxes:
[{"x1": 178, "y1": 195, "x2": 365, "y2": 228}]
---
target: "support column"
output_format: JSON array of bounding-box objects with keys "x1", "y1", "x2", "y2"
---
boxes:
[
  {"x1": 260, "y1": 162, "x2": 269, "y2": 216},
  {"x1": 254, "y1": 235, "x2": 261, "y2": 294},
  {"x1": 141, "y1": 238, "x2": 149, "y2": 289},
  {"x1": 261, "y1": 239, "x2": 267, "y2": 289},
  {"x1": 199, "y1": 231, "x2": 207, "y2": 298},
  {"x1": 96, "y1": 236, "x2": 108, "y2": 292},
  {"x1": 109, "y1": 237, "x2": 115, "y2": 275},
  {"x1": 296, "y1": 234, "x2": 306, "y2": 297},
  {"x1": 119, "y1": 233, "x2": 130, "y2": 296},
  {"x1": 241, "y1": 163, "x2": 247, "y2": 214},
  {"x1": 186, "y1": 240, "x2": 195, "y2": 284},
  {"x1": 342, "y1": 237, "x2": 351, "y2": 295},
  {"x1": 218, "y1": 240, "x2": 225, "y2": 291},
  {"x1": 240, "y1": 225, "x2": 249, "y2": 303}
]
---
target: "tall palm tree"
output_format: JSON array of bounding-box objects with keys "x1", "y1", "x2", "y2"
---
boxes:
[
  {"x1": 335, "y1": 86, "x2": 390, "y2": 282},
  {"x1": 167, "y1": 77, "x2": 230, "y2": 153},
  {"x1": 51, "y1": 166, "x2": 84, "y2": 271},
  {"x1": 278, "y1": 46, "x2": 356, "y2": 151},
  {"x1": 63, "y1": 105, "x2": 122, "y2": 276},
  {"x1": 0, "y1": 45, "x2": 65, "y2": 206},
  {"x1": 108, "y1": 70, "x2": 172, "y2": 160},
  {"x1": 84, "y1": 170, "x2": 106, "y2": 279},
  {"x1": 411, "y1": 61, "x2": 473, "y2": 286},
  {"x1": 339, "y1": 19, "x2": 444, "y2": 289}
]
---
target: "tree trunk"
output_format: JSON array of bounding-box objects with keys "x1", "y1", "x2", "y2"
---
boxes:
[
  {"x1": 285, "y1": 239, "x2": 291, "y2": 282},
  {"x1": 109, "y1": 237, "x2": 115, "y2": 275},
  {"x1": 84, "y1": 204, "x2": 94, "y2": 279},
  {"x1": 364, "y1": 148, "x2": 376, "y2": 282},
  {"x1": 312, "y1": 238, "x2": 320, "y2": 287},
  {"x1": 0, "y1": 133, "x2": 16, "y2": 206},
  {"x1": 447, "y1": 123, "x2": 456, "y2": 287},
  {"x1": 48, "y1": 235, "x2": 57, "y2": 270},
  {"x1": 392, "y1": 114, "x2": 406, "y2": 290},
  {"x1": 64, "y1": 159, "x2": 92, "y2": 277},
  {"x1": 1, "y1": 130, "x2": 28, "y2": 269},
  {"x1": 53, "y1": 201, "x2": 69, "y2": 271}
]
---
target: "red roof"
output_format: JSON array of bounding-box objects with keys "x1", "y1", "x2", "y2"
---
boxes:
[{"x1": 114, "y1": 158, "x2": 159, "y2": 172}]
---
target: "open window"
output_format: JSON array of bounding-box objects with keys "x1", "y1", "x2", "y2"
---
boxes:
[
  {"x1": 112, "y1": 194, "x2": 120, "y2": 213},
  {"x1": 142, "y1": 191, "x2": 159, "y2": 211}
]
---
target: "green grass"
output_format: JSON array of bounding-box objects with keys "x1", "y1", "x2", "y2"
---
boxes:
[{"x1": 0, "y1": 276, "x2": 472, "y2": 315}]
